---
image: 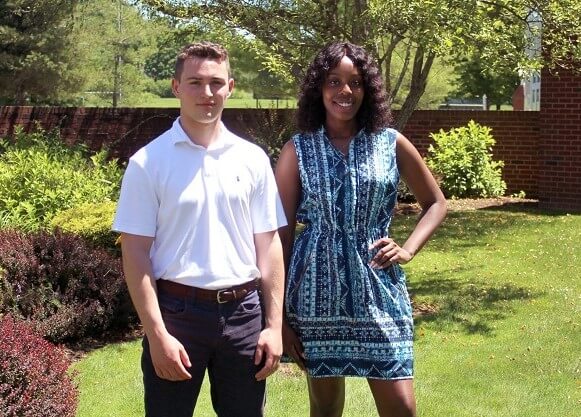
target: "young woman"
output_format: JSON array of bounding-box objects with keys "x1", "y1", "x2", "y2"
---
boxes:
[{"x1": 275, "y1": 42, "x2": 447, "y2": 417}]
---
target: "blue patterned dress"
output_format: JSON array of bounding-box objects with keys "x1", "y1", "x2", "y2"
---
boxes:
[{"x1": 286, "y1": 126, "x2": 414, "y2": 380}]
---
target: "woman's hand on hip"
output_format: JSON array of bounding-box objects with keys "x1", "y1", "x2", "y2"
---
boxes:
[{"x1": 369, "y1": 237, "x2": 413, "y2": 269}]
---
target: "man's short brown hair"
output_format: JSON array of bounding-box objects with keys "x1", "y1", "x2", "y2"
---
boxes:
[{"x1": 174, "y1": 42, "x2": 231, "y2": 80}]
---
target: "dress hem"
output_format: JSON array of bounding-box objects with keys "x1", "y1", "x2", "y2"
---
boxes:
[{"x1": 306, "y1": 372, "x2": 414, "y2": 381}]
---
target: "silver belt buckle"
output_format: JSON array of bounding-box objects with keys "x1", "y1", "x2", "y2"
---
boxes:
[{"x1": 216, "y1": 289, "x2": 230, "y2": 304}]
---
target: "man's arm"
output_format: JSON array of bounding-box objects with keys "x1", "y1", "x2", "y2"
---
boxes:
[
  {"x1": 121, "y1": 232, "x2": 192, "y2": 381},
  {"x1": 253, "y1": 230, "x2": 285, "y2": 381}
]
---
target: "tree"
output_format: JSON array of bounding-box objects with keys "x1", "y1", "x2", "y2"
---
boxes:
[
  {"x1": 391, "y1": 52, "x2": 456, "y2": 110},
  {"x1": 73, "y1": 0, "x2": 160, "y2": 107},
  {"x1": 453, "y1": 52, "x2": 520, "y2": 110},
  {"x1": 139, "y1": 0, "x2": 581, "y2": 128},
  {"x1": 143, "y1": 18, "x2": 288, "y2": 98},
  {"x1": 0, "y1": 0, "x2": 83, "y2": 105},
  {"x1": 144, "y1": 22, "x2": 204, "y2": 82},
  {"x1": 252, "y1": 69, "x2": 293, "y2": 101}
]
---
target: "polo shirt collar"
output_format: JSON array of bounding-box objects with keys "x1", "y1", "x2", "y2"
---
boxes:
[{"x1": 170, "y1": 117, "x2": 237, "y2": 150}]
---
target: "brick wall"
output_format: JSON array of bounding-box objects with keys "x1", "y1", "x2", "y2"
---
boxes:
[
  {"x1": 0, "y1": 106, "x2": 179, "y2": 159},
  {"x1": 401, "y1": 110, "x2": 539, "y2": 197},
  {"x1": 0, "y1": 107, "x2": 295, "y2": 160},
  {"x1": 0, "y1": 106, "x2": 542, "y2": 198},
  {"x1": 538, "y1": 67, "x2": 581, "y2": 211}
]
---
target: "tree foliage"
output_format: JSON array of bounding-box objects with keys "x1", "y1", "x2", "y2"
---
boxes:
[
  {"x1": 143, "y1": 18, "x2": 290, "y2": 98},
  {"x1": 139, "y1": 0, "x2": 581, "y2": 128},
  {"x1": 453, "y1": 52, "x2": 520, "y2": 110},
  {"x1": 73, "y1": 0, "x2": 160, "y2": 107},
  {"x1": 144, "y1": 24, "x2": 200, "y2": 81},
  {"x1": 0, "y1": 0, "x2": 84, "y2": 105}
]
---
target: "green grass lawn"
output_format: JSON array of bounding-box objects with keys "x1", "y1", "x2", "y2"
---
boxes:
[{"x1": 73, "y1": 205, "x2": 581, "y2": 416}]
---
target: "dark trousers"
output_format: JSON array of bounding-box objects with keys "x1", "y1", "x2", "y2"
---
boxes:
[{"x1": 142, "y1": 290, "x2": 265, "y2": 417}]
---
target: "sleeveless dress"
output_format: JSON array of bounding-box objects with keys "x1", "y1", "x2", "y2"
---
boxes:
[{"x1": 286, "y1": 126, "x2": 414, "y2": 380}]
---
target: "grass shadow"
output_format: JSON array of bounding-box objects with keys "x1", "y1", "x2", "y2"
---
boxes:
[
  {"x1": 481, "y1": 201, "x2": 574, "y2": 216},
  {"x1": 393, "y1": 210, "x2": 551, "y2": 253},
  {"x1": 409, "y1": 271, "x2": 543, "y2": 337}
]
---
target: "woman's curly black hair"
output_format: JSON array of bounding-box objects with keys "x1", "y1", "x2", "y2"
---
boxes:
[{"x1": 296, "y1": 41, "x2": 392, "y2": 134}]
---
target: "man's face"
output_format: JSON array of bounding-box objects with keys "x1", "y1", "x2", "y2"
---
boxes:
[{"x1": 172, "y1": 57, "x2": 234, "y2": 127}]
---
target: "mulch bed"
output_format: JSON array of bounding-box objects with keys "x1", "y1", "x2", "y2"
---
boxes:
[
  {"x1": 396, "y1": 196, "x2": 538, "y2": 215},
  {"x1": 63, "y1": 326, "x2": 143, "y2": 362}
]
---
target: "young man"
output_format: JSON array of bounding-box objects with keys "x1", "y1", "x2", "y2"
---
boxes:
[{"x1": 113, "y1": 42, "x2": 286, "y2": 417}]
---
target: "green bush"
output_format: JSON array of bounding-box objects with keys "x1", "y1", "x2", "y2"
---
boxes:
[
  {"x1": 397, "y1": 181, "x2": 416, "y2": 203},
  {"x1": 425, "y1": 120, "x2": 506, "y2": 198},
  {"x1": 239, "y1": 109, "x2": 295, "y2": 165},
  {"x1": 50, "y1": 201, "x2": 119, "y2": 254},
  {"x1": 0, "y1": 126, "x2": 123, "y2": 231},
  {"x1": 145, "y1": 78, "x2": 173, "y2": 98}
]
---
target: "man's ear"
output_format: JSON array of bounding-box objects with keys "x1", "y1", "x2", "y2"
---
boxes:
[
  {"x1": 171, "y1": 78, "x2": 180, "y2": 97},
  {"x1": 227, "y1": 78, "x2": 235, "y2": 98}
]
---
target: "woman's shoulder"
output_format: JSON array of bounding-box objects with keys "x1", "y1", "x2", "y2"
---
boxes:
[
  {"x1": 290, "y1": 129, "x2": 321, "y2": 147},
  {"x1": 369, "y1": 127, "x2": 400, "y2": 144},
  {"x1": 292, "y1": 129, "x2": 321, "y2": 139}
]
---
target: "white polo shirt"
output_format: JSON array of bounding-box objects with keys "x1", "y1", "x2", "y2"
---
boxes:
[{"x1": 112, "y1": 118, "x2": 287, "y2": 289}]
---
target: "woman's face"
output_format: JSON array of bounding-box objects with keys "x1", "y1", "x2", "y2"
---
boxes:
[{"x1": 322, "y1": 55, "x2": 364, "y2": 127}]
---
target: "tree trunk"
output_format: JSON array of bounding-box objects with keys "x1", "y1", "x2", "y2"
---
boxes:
[
  {"x1": 378, "y1": 34, "x2": 402, "y2": 96},
  {"x1": 113, "y1": 54, "x2": 120, "y2": 108},
  {"x1": 113, "y1": 0, "x2": 122, "y2": 108},
  {"x1": 394, "y1": 48, "x2": 435, "y2": 130},
  {"x1": 14, "y1": 86, "x2": 27, "y2": 106},
  {"x1": 351, "y1": 0, "x2": 369, "y2": 45},
  {"x1": 390, "y1": 42, "x2": 412, "y2": 105}
]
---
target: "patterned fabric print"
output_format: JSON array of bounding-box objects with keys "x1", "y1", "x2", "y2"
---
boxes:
[{"x1": 286, "y1": 127, "x2": 414, "y2": 380}]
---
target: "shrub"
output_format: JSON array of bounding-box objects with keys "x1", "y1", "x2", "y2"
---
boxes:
[
  {"x1": 50, "y1": 201, "x2": 120, "y2": 255},
  {"x1": 145, "y1": 78, "x2": 173, "y2": 98},
  {"x1": 0, "y1": 229, "x2": 135, "y2": 344},
  {"x1": 425, "y1": 120, "x2": 506, "y2": 198},
  {"x1": 397, "y1": 181, "x2": 416, "y2": 203},
  {"x1": 0, "y1": 126, "x2": 123, "y2": 231},
  {"x1": 238, "y1": 109, "x2": 295, "y2": 165},
  {"x1": 0, "y1": 315, "x2": 78, "y2": 417}
]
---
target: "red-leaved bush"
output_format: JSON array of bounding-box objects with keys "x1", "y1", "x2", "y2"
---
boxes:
[
  {"x1": 0, "y1": 315, "x2": 78, "y2": 416},
  {"x1": 0, "y1": 229, "x2": 136, "y2": 344}
]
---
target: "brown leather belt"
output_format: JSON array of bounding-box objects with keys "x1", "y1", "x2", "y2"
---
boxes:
[{"x1": 156, "y1": 278, "x2": 260, "y2": 304}]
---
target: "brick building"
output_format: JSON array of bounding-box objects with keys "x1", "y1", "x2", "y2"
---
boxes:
[{"x1": 537, "y1": 66, "x2": 581, "y2": 211}]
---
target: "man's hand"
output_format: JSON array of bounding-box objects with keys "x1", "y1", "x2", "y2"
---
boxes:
[
  {"x1": 253, "y1": 230, "x2": 284, "y2": 381},
  {"x1": 254, "y1": 327, "x2": 282, "y2": 381},
  {"x1": 149, "y1": 332, "x2": 192, "y2": 381},
  {"x1": 121, "y1": 233, "x2": 191, "y2": 381}
]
